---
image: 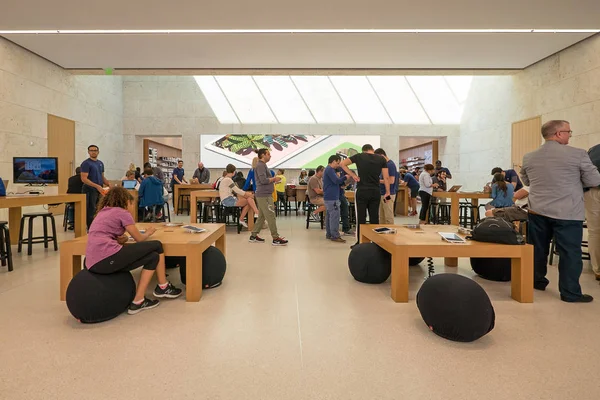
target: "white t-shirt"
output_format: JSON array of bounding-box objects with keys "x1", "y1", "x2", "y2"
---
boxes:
[
  {"x1": 419, "y1": 172, "x2": 434, "y2": 195},
  {"x1": 514, "y1": 185, "x2": 530, "y2": 208}
]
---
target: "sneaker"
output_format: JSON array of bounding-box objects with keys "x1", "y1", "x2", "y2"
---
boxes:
[
  {"x1": 153, "y1": 282, "x2": 183, "y2": 299},
  {"x1": 342, "y1": 230, "x2": 355, "y2": 236},
  {"x1": 272, "y1": 237, "x2": 289, "y2": 246},
  {"x1": 128, "y1": 297, "x2": 160, "y2": 315},
  {"x1": 331, "y1": 237, "x2": 346, "y2": 243},
  {"x1": 249, "y1": 235, "x2": 266, "y2": 243},
  {"x1": 240, "y1": 220, "x2": 248, "y2": 228}
]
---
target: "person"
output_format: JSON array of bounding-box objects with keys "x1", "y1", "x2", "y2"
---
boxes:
[
  {"x1": 0, "y1": 177, "x2": 5, "y2": 197},
  {"x1": 170, "y1": 159, "x2": 188, "y2": 208},
  {"x1": 433, "y1": 170, "x2": 447, "y2": 192},
  {"x1": 486, "y1": 172, "x2": 515, "y2": 210},
  {"x1": 243, "y1": 157, "x2": 259, "y2": 192},
  {"x1": 213, "y1": 171, "x2": 228, "y2": 189},
  {"x1": 490, "y1": 167, "x2": 523, "y2": 191},
  {"x1": 485, "y1": 186, "x2": 529, "y2": 222},
  {"x1": 308, "y1": 166, "x2": 326, "y2": 220},
  {"x1": 249, "y1": 149, "x2": 288, "y2": 246},
  {"x1": 521, "y1": 120, "x2": 600, "y2": 302},
  {"x1": 80, "y1": 144, "x2": 111, "y2": 230},
  {"x1": 66, "y1": 167, "x2": 84, "y2": 229},
  {"x1": 219, "y1": 164, "x2": 259, "y2": 228},
  {"x1": 233, "y1": 171, "x2": 246, "y2": 189},
  {"x1": 337, "y1": 169, "x2": 354, "y2": 236},
  {"x1": 298, "y1": 170, "x2": 308, "y2": 185},
  {"x1": 418, "y1": 164, "x2": 439, "y2": 224},
  {"x1": 85, "y1": 186, "x2": 182, "y2": 314},
  {"x1": 275, "y1": 169, "x2": 287, "y2": 207},
  {"x1": 134, "y1": 167, "x2": 142, "y2": 182},
  {"x1": 143, "y1": 162, "x2": 164, "y2": 183},
  {"x1": 340, "y1": 144, "x2": 390, "y2": 247},
  {"x1": 121, "y1": 170, "x2": 136, "y2": 181},
  {"x1": 435, "y1": 160, "x2": 452, "y2": 179},
  {"x1": 399, "y1": 167, "x2": 420, "y2": 216},
  {"x1": 584, "y1": 143, "x2": 600, "y2": 281},
  {"x1": 138, "y1": 167, "x2": 165, "y2": 221},
  {"x1": 192, "y1": 162, "x2": 211, "y2": 184},
  {"x1": 374, "y1": 148, "x2": 398, "y2": 225},
  {"x1": 323, "y1": 155, "x2": 349, "y2": 243}
]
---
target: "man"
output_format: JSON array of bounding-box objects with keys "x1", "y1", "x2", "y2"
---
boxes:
[
  {"x1": 170, "y1": 160, "x2": 188, "y2": 208},
  {"x1": 308, "y1": 166, "x2": 326, "y2": 220},
  {"x1": 585, "y1": 143, "x2": 600, "y2": 281},
  {"x1": 80, "y1": 145, "x2": 110, "y2": 229},
  {"x1": 340, "y1": 144, "x2": 390, "y2": 247},
  {"x1": 249, "y1": 149, "x2": 288, "y2": 246},
  {"x1": 399, "y1": 167, "x2": 420, "y2": 217},
  {"x1": 144, "y1": 162, "x2": 164, "y2": 183},
  {"x1": 491, "y1": 167, "x2": 523, "y2": 191},
  {"x1": 337, "y1": 171, "x2": 354, "y2": 236},
  {"x1": 192, "y1": 161, "x2": 211, "y2": 184},
  {"x1": 323, "y1": 155, "x2": 349, "y2": 243},
  {"x1": 521, "y1": 120, "x2": 600, "y2": 302},
  {"x1": 435, "y1": 160, "x2": 452, "y2": 179},
  {"x1": 66, "y1": 167, "x2": 84, "y2": 229},
  {"x1": 374, "y1": 148, "x2": 398, "y2": 225}
]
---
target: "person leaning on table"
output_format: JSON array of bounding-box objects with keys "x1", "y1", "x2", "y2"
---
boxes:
[
  {"x1": 521, "y1": 120, "x2": 600, "y2": 303},
  {"x1": 584, "y1": 143, "x2": 600, "y2": 281}
]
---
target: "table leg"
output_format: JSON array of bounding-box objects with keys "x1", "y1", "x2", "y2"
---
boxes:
[
  {"x1": 472, "y1": 198, "x2": 480, "y2": 223},
  {"x1": 247, "y1": 207, "x2": 255, "y2": 230},
  {"x1": 450, "y1": 196, "x2": 460, "y2": 226},
  {"x1": 174, "y1": 185, "x2": 179, "y2": 214},
  {"x1": 215, "y1": 232, "x2": 226, "y2": 256},
  {"x1": 185, "y1": 250, "x2": 203, "y2": 302},
  {"x1": 60, "y1": 251, "x2": 82, "y2": 301},
  {"x1": 390, "y1": 248, "x2": 410, "y2": 302},
  {"x1": 190, "y1": 194, "x2": 197, "y2": 223},
  {"x1": 8, "y1": 207, "x2": 21, "y2": 243},
  {"x1": 444, "y1": 257, "x2": 458, "y2": 267},
  {"x1": 359, "y1": 229, "x2": 369, "y2": 243},
  {"x1": 74, "y1": 200, "x2": 86, "y2": 237},
  {"x1": 402, "y1": 189, "x2": 409, "y2": 216},
  {"x1": 511, "y1": 246, "x2": 534, "y2": 303}
]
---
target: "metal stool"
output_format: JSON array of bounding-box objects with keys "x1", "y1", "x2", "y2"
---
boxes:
[
  {"x1": 305, "y1": 199, "x2": 324, "y2": 229},
  {"x1": 177, "y1": 193, "x2": 190, "y2": 215},
  {"x1": 18, "y1": 212, "x2": 58, "y2": 256},
  {"x1": 219, "y1": 205, "x2": 242, "y2": 234},
  {"x1": 285, "y1": 187, "x2": 299, "y2": 215},
  {"x1": 0, "y1": 221, "x2": 13, "y2": 272},
  {"x1": 63, "y1": 203, "x2": 74, "y2": 231}
]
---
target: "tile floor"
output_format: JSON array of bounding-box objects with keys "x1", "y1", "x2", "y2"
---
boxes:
[{"x1": 1, "y1": 213, "x2": 599, "y2": 400}]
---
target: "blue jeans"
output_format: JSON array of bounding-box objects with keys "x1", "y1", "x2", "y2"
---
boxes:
[
  {"x1": 325, "y1": 200, "x2": 341, "y2": 239},
  {"x1": 340, "y1": 194, "x2": 351, "y2": 232},
  {"x1": 527, "y1": 213, "x2": 584, "y2": 300}
]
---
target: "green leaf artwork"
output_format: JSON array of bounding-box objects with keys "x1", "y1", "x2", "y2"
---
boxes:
[{"x1": 215, "y1": 134, "x2": 310, "y2": 156}]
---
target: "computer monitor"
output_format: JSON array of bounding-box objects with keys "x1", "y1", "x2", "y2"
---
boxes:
[
  {"x1": 122, "y1": 180, "x2": 137, "y2": 189},
  {"x1": 13, "y1": 157, "x2": 58, "y2": 184}
]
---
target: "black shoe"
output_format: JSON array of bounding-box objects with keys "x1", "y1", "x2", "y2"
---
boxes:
[
  {"x1": 153, "y1": 282, "x2": 183, "y2": 298},
  {"x1": 128, "y1": 297, "x2": 160, "y2": 315},
  {"x1": 561, "y1": 294, "x2": 594, "y2": 303},
  {"x1": 534, "y1": 283, "x2": 547, "y2": 291},
  {"x1": 249, "y1": 235, "x2": 265, "y2": 243},
  {"x1": 272, "y1": 237, "x2": 288, "y2": 246}
]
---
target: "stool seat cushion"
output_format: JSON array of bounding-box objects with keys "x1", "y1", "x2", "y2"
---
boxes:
[
  {"x1": 348, "y1": 243, "x2": 391, "y2": 284},
  {"x1": 66, "y1": 269, "x2": 136, "y2": 323},
  {"x1": 470, "y1": 258, "x2": 511, "y2": 282},
  {"x1": 22, "y1": 212, "x2": 52, "y2": 217}
]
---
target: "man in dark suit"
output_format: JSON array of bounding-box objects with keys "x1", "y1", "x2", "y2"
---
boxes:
[{"x1": 66, "y1": 167, "x2": 83, "y2": 230}]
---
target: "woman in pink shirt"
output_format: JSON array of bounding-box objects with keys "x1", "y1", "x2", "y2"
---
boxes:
[{"x1": 85, "y1": 187, "x2": 182, "y2": 315}]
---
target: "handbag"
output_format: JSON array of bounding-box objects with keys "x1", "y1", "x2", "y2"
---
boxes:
[{"x1": 469, "y1": 217, "x2": 524, "y2": 245}]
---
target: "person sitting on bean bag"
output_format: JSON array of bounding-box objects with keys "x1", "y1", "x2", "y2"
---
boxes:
[{"x1": 85, "y1": 186, "x2": 183, "y2": 315}]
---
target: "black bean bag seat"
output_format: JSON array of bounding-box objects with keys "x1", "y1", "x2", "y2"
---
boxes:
[
  {"x1": 348, "y1": 243, "x2": 391, "y2": 284},
  {"x1": 470, "y1": 258, "x2": 511, "y2": 282},
  {"x1": 66, "y1": 269, "x2": 136, "y2": 323},
  {"x1": 416, "y1": 274, "x2": 495, "y2": 342},
  {"x1": 410, "y1": 257, "x2": 425, "y2": 266},
  {"x1": 167, "y1": 246, "x2": 226, "y2": 289}
]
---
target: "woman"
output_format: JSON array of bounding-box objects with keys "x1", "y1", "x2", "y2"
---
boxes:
[
  {"x1": 486, "y1": 172, "x2": 515, "y2": 210},
  {"x1": 298, "y1": 170, "x2": 308, "y2": 185},
  {"x1": 418, "y1": 164, "x2": 439, "y2": 224},
  {"x1": 121, "y1": 170, "x2": 136, "y2": 182},
  {"x1": 85, "y1": 186, "x2": 182, "y2": 315},
  {"x1": 219, "y1": 164, "x2": 260, "y2": 228}
]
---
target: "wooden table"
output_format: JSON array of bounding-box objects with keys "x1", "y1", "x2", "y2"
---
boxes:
[
  {"x1": 359, "y1": 224, "x2": 533, "y2": 304},
  {"x1": 189, "y1": 190, "x2": 255, "y2": 230},
  {"x1": 173, "y1": 184, "x2": 213, "y2": 214},
  {"x1": 60, "y1": 223, "x2": 226, "y2": 302},
  {"x1": 0, "y1": 194, "x2": 86, "y2": 243},
  {"x1": 432, "y1": 192, "x2": 491, "y2": 226},
  {"x1": 394, "y1": 187, "x2": 409, "y2": 216},
  {"x1": 294, "y1": 185, "x2": 308, "y2": 203}
]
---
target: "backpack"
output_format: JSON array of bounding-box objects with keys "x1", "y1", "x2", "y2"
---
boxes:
[{"x1": 469, "y1": 217, "x2": 524, "y2": 245}]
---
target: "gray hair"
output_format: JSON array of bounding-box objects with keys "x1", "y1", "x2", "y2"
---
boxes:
[{"x1": 541, "y1": 120, "x2": 569, "y2": 139}]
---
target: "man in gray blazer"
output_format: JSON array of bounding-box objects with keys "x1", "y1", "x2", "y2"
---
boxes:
[{"x1": 521, "y1": 120, "x2": 600, "y2": 302}]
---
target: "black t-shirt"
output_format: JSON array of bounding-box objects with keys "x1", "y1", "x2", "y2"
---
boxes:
[
  {"x1": 589, "y1": 144, "x2": 600, "y2": 172},
  {"x1": 67, "y1": 174, "x2": 84, "y2": 194},
  {"x1": 349, "y1": 152, "x2": 387, "y2": 191}
]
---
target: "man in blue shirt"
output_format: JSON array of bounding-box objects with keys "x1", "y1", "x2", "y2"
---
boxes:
[
  {"x1": 323, "y1": 155, "x2": 349, "y2": 243},
  {"x1": 435, "y1": 160, "x2": 452, "y2": 179},
  {"x1": 399, "y1": 167, "x2": 420, "y2": 216},
  {"x1": 0, "y1": 177, "x2": 6, "y2": 196},
  {"x1": 374, "y1": 148, "x2": 398, "y2": 224},
  {"x1": 80, "y1": 144, "x2": 110, "y2": 229},
  {"x1": 491, "y1": 167, "x2": 523, "y2": 191},
  {"x1": 170, "y1": 160, "x2": 188, "y2": 209},
  {"x1": 337, "y1": 169, "x2": 354, "y2": 236}
]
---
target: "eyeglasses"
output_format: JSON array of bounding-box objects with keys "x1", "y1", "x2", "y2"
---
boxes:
[{"x1": 556, "y1": 130, "x2": 573, "y2": 137}]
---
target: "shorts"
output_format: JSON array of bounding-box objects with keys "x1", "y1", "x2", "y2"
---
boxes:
[
  {"x1": 310, "y1": 197, "x2": 324, "y2": 206},
  {"x1": 492, "y1": 206, "x2": 528, "y2": 222},
  {"x1": 222, "y1": 196, "x2": 237, "y2": 207},
  {"x1": 409, "y1": 186, "x2": 419, "y2": 198}
]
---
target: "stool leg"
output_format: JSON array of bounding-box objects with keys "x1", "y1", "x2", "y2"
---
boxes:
[
  {"x1": 0, "y1": 227, "x2": 5, "y2": 266},
  {"x1": 18, "y1": 217, "x2": 26, "y2": 253},
  {"x1": 5, "y1": 227, "x2": 13, "y2": 272},
  {"x1": 50, "y1": 216, "x2": 58, "y2": 251},
  {"x1": 43, "y1": 216, "x2": 49, "y2": 249},
  {"x1": 28, "y1": 216, "x2": 35, "y2": 256}
]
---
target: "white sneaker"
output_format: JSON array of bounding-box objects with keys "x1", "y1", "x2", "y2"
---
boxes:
[{"x1": 240, "y1": 220, "x2": 248, "y2": 228}]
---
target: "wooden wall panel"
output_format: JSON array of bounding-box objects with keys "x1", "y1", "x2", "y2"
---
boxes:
[
  {"x1": 511, "y1": 117, "x2": 542, "y2": 171},
  {"x1": 48, "y1": 114, "x2": 76, "y2": 214}
]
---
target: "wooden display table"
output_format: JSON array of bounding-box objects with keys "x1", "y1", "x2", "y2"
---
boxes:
[
  {"x1": 0, "y1": 194, "x2": 86, "y2": 242},
  {"x1": 293, "y1": 185, "x2": 308, "y2": 203},
  {"x1": 432, "y1": 191, "x2": 491, "y2": 225},
  {"x1": 394, "y1": 187, "x2": 409, "y2": 216},
  {"x1": 59, "y1": 223, "x2": 226, "y2": 302},
  {"x1": 173, "y1": 184, "x2": 213, "y2": 214},
  {"x1": 359, "y1": 224, "x2": 533, "y2": 304},
  {"x1": 189, "y1": 190, "x2": 255, "y2": 230}
]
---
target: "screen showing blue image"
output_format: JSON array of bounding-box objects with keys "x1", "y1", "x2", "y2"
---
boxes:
[{"x1": 13, "y1": 157, "x2": 59, "y2": 184}]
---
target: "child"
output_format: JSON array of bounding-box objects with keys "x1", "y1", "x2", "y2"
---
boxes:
[
  {"x1": 275, "y1": 169, "x2": 287, "y2": 208},
  {"x1": 85, "y1": 186, "x2": 182, "y2": 315}
]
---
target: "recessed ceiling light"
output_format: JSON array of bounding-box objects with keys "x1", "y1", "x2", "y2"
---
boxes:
[{"x1": 0, "y1": 29, "x2": 598, "y2": 34}]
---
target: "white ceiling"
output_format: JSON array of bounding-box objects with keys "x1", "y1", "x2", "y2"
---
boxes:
[{"x1": 1, "y1": 0, "x2": 599, "y2": 70}]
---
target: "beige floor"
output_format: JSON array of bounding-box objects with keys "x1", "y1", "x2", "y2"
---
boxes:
[{"x1": 1, "y1": 212, "x2": 599, "y2": 400}]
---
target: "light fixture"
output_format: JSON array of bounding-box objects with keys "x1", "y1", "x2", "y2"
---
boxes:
[{"x1": 0, "y1": 29, "x2": 598, "y2": 34}]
